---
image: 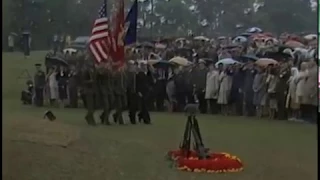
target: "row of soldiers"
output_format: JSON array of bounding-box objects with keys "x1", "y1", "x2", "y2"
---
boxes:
[{"x1": 33, "y1": 60, "x2": 154, "y2": 126}]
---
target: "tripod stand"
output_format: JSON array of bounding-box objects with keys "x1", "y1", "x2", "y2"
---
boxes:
[{"x1": 180, "y1": 104, "x2": 210, "y2": 159}]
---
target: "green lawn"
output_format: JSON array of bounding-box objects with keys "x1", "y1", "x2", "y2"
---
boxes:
[{"x1": 2, "y1": 51, "x2": 317, "y2": 180}]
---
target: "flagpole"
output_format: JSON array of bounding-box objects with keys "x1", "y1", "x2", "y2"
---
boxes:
[
  {"x1": 104, "y1": 0, "x2": 107, "y2": 16},
  {"x1": 150, "y1": 0, "x2": 154, "y2": 38}
]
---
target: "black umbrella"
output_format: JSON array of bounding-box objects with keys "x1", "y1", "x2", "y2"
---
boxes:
[
  {"x1": 222, "y1": 44, "x2": 239, "y2": 50},
  {"x1": 240, "y1": 32, "x2": 252, "y2": 37},
  {"x1": 45, "y1": 55, "x2": 68, "y2": 67},
  {"x1": 276, "y1": 45, "x2": 294, "y2": 52},
  {"x1": 150, "y1": 60, "x2": 171, "y2": 68},
  {"x1": 239, "y1": 55, "x2": 258, "y2": 62},
  {"x1": 263, "y1": 51, "x2": 293, "y2": 61}
]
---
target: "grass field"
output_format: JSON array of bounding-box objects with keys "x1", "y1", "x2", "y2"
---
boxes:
[{"x1": 2, "y1": 51, "x2": 317, "y2": 180}]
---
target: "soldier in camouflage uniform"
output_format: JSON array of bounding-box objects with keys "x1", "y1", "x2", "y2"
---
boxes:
[
  {"x1": 112, "y1": 67, "x2": 127, "y2": 125},
  {"x1": 81, "y1": 65, "x2": 97, "y2": 125},
  {"x1": 97, "y1": 62, "x2": 114, "y2": 125}
]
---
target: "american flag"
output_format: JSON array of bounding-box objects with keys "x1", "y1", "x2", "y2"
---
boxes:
[{"x1": 89, "y1": 1, "x2": 110, "y2": 63}]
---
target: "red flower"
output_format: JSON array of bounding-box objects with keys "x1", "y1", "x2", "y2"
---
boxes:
[{"x1": 167, "y1": 149, "x2": 244, "y2": 173}]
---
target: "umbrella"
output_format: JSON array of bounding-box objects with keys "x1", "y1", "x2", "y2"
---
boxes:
[
  {"x1": 200, "y1": 58, "x2": 214, "y2": 62},
  {"x1": 303, "y1": 34, "x2": 317, "y2": 40},
  {"x1": 169, "y1": 56, "x2": 192, "y2": 66},
  {"x1": 222, "y1": 44, "x2": 239, "y2": 49},
  {"x1": 277, "y1": 45, "x2": 294, "y2": 52},
  {"x1": 157, "y1": 38, "x2": 173, "y2": 44},
  {"x1": 199, "y1": 58, "x2": 214, "y2": 66},
  {"x1": 148, "y1": 59, "x2": 170, "y2": 67},
  {"x1": 194, "y1": 36, "x2": 209, "y2": 41},
  {"x1": 215, "y1": 58, "x2": 240, "y2": 67},
  {"x1": 240, "y1": 55, "x2": 258, "y2": 62},
  {"x1": 240, "y1": 32, "x2": 252, "y2": 37},
  {"x1": 308, "y1": 39, "x2": 317, "y2": 48},
  {"x1": 262, "y1": 48, "x2": 294, "y2": 60},
  {"x1": 63, "y1": 48, "x2": 77, "y2": 54},
  {"x1": 136, "y1": 42, "x2": 154, "y2": 49},
  {"x1": 175, "y1": 38, "x2": 186, "y2": 42},
  {"x1": 308, "y1": 48, "x2": 316, "y2": 58},
  {"x1": 155, "y1": 43, "x2": 167, "y2": 49},
  {"x1": 255, "y1": 58, "x2": 278, "y2": 67},
  {"x1": 282, "y1": 48, "x2": 294, "y2": 58},
  {"x1": 252, "y1": 33, "x2": 267, "y2": 40},
  {"x1": 293, "y1": 48, "x2": 312, "y2": 60},
  {"x1": 45, "y1": 55, "x2": 69, "y2": 67},
  {"x1": 148, "y1": 59, "x2": 161, "y2": 65},
  {"x1": 246, "y1": 27, "x2": 263, "y2": 33},
  {"x1": 285, "y1": 40, "x2": 305, "y2": 48},
  {"x1": 232, "y1": 36, "x2": 247, "y2": 43},
  {"x1": 218, "y1": 36, "x2": 226, "y2": 40},
  {"x1": 69, "y1": 44, "x2": 87, "y2": 50},
  {"x1": 148, "y1": 52, "x2": 161, "y2": 60}
]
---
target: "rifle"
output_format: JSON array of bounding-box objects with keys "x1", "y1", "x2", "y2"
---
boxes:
[
  {"x1": 180, "y1": 116, "x2": 192, "y2": 157},
  {"x1": 191, "y1": 116, "x2": 209, "y2": 159},
  {"x1": 183, "y1": 103, "x2": 209, "y2": 159}
]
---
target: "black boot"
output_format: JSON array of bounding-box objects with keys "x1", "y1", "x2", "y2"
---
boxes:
[
  {"x1": 112, "y1": 113, "x2": 118, "y2": 123},
  {"x1": 100, "y1": 112, "x2": 111, "y2": 125},
  {"x1": 129, "y1": 116, "x2": 136, "y2": 124},
  {"x1": 143, "y1": 118, "x2": 151, "y2": 125},
  {"x1": 138, "y1": 112, "x2": 142, "y2": 123},
  {"x1": 85, "y1": 115, "x2": 91, "y2": 125},
  {"x1": 118, "y1": 114, "x2": 125, "y2": 125},
  {"x1": 103, "y1": 118, "x2": 111, "y2": 125},
  {"x1": 100, "y1": 112, "x2": 105, "y2": 124},
  {"x1": 129, "y1": 111, "x2": 136, "y2": 124},
  {"x1": 85, "y1": 114, "x2": 96, "y2": 126},
  {"x1": 143, "y1": 112, "x2": 151, "y2": 125}
]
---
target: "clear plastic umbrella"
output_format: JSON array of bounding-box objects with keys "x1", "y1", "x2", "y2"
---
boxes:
[
  {"x1": 246, "y1": 27, "x2": 263, "y2": 33},
  {"x1": 169, "y1": 56, "x2": 192, "y2": 66},
  {"x1": 215, "y1": 58, "x2": 240, "y2": 67},
  {"x1": 255, "y1": 58, "x2": 278, "y2": 67}
]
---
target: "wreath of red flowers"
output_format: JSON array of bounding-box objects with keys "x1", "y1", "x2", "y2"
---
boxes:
[{"x1": 167, "y1": 149, "x2": 244, "y2": 173}]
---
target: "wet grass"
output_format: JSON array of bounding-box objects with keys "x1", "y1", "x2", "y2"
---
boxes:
[{"x1": 2, "y1": 51, "x2": 317, "y2": 180}]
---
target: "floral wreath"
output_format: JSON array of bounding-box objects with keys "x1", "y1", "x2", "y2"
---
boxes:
[
  {"x1": 166, "y1": 149, "x2": 244, "y2": 173},
  {"x1": 168, "y1": 113, "x2": 244, "y2": 173}
]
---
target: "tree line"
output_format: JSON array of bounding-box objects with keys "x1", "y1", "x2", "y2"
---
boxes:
[{"x1": 2, "y1": 0, "x2": 316, "y2": 50}]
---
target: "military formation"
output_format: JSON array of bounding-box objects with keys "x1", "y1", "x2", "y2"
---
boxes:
[{"x1": 31, "y1": 59, "x2": 153, "y2": 126}]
